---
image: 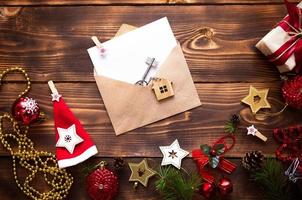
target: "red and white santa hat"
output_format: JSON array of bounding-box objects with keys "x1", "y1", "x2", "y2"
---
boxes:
[{"x1": 48, "y1": 81, "x2": 98, "y2": 168}]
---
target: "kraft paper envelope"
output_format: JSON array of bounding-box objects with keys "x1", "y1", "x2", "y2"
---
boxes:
[
  {"x1": 92, "y1": 24, "x2": 201, "y2": 135},
  {"x1": 88, "y1": 21, "x2": 201, "y2": 135}
]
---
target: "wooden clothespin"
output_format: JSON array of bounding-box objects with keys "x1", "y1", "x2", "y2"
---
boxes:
[
  {"x1": 48, "y1": 80, "x2": 62, "y2": 102},
  {"x1": 91, "y1": 36, "x2": 106, "y2": 56},
  {"x1": 246, "y1": 125, "x2": 267, "y2": 142}
]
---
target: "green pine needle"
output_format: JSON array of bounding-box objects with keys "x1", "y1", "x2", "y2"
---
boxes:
[
  {"x1": 224, "y1": 121, "x2": 237, "y2": 134},
  {"x1": 250, "y1": 158, "x2": 290, "y2": 200},
  {"x1": 155, "y1": 166, "x2": 202, "y2": 200}
]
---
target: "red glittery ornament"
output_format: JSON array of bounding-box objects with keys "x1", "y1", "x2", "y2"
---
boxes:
[
  {"x1": 12, "y1": 97, "x2": 40, "y2": 125},
  {"x1": 282, "y1": 75, "x2": 302, "y2": 109},
  {"x1": 217, "y1": 177, "x2": 233, "y2": 196},
  {"x1": 200, "y1": 182, "x2": 216, "y2": 199},
  {"x1": 86, "y1": 163, "x2": 118, "y2": 200}
]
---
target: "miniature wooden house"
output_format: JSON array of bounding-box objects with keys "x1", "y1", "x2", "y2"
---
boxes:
[{"x1": 151, "y1": 78, "x2": 174, "y2": 101}]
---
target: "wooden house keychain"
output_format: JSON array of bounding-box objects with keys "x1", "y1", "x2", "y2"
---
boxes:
[
  {"x1": 151, "y1": 78, "x2": 174, "y2": 101},
  {"x1": 136, "y1": 57, "x2": 175, "y2": 101}
]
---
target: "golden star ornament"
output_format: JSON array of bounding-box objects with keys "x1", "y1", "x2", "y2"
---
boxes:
[
  {"x1": 128, "y1": 159, "x2": 156, "y2": 187},
  {"x1": 241, "y1": 86, "x2": 271, "y2": 114}
]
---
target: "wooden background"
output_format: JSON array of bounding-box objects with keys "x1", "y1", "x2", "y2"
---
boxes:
[{"x1": 1, "y1": 0, "x2": 302, "y2": 199}]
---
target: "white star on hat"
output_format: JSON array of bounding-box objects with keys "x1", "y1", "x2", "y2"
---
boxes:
[
  {"x1": 51, "y1": 93, "x2": 62, "y2": 102},
  {"x1": 56, "y1": 124, "x2": 83, "y2": 154},
  {"x1": 159, "y1": 139, "x2": 189, "y2": 169}
]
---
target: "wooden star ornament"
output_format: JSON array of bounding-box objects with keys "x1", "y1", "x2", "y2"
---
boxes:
[
  {"x1": 241, "y1": 86, "x2": 271, "y2": 114},
  {"x1": 128, "y1": 159, "x2": 156, "y2": 187},
  {"x1": 159, "y1": 139, "x2": 189, "y2": 169}
]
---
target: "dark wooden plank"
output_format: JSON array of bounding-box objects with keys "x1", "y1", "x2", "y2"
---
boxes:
[
  {"x1": 0, "y1": 157, "x2": 261, "y2": 200},
  {"x1": 1, "y1": 82, "x2": 300, "y2": 157},
  {"x1": 0, "y1": 0, "x2": 300, "y2": 6},
  {"x1": 0, "y1": 5, "x2": 290, "y2": 83}
]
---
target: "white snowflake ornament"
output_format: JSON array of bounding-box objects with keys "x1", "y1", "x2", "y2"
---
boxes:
[{"x1": 23, "y1": 97, "x2": 39, "y2": 114}]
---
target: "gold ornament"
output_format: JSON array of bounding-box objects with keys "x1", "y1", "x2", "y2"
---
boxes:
[
  {"x1": 128, "y1": 159, "x2": 156, "y2": 187},
  {"x1": 241, "y1": 86, "x2": 271, "y2": 114},
  {"x1": 0, "y1": 67, "x2": 73, "y2": 200}
]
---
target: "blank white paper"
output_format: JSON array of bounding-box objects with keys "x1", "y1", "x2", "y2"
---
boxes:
[{"x1": 87, "y1": 17, "x2": 177, "y2": 84}]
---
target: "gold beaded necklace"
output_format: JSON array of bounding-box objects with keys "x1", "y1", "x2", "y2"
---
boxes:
[{"x1": 0, "y1": 67, "x2": 73, "y2": 200}]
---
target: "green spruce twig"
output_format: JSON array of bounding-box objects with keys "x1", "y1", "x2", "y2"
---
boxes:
[
  {"x1": 250, "y1": 158, "x2": 290, "y2": 200},
  {"x1": 224, "y1": 114, "x2": 240, "y2": 134},
  {"x1": 155, "y1": 166, "x2": 202, "y2": 200}
]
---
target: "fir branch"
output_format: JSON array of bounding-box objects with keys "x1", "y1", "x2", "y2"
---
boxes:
[
  {"x1": 155, "y1": 166, "x2": 202, "y2": 200},
  {"x1": 224, "y1": 114, "x2": 240, "y2": 134},
  {"x1": 250, "y1": 158, "x2": 290, "y2": 200},
  {"x1": 225, "y1": 121, "x2": 236, "y2": 134}
]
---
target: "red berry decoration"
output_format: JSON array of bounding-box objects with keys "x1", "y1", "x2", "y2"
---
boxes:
[
  {"x1": 200, "y1": 182, "x2": 216, "y2": 199},
  {"x1": 12, "y1": 97, "x2": 41, "y2": 125},
  {"x1": 86, "y1": 162, "x2": 118, "y2": 200},
  {"x1": 217, "y1": 177, "x2": 233, "y2": 196},
  {"x1": 282, "y1": 75, "x2": 302, "y2": 109}
]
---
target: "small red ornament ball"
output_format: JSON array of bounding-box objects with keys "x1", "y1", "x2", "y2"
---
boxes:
[
  {"x1": 12, "y1": 97, "x2": 40, "y2": 125},
  {"x1": 217, "y1": 177, "x2": 233, "y2": 196},
  {"x1": 86, "y1": 164, "x2": 118, "y2": 200},
  {"x1": 282, "y1": 75, "x2": 302, "y2": 109},
  {"x1": 210, "y1": 149, "x2": 216, "y2": 156},
  {"x1": 200, "y1": 182, "x2": 215, "y2": 199}
]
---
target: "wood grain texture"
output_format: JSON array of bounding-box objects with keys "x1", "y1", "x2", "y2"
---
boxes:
[
  {"x1": 0, "y1": 0, "x2": 300, "y2": 6},
  {"x1": 1, "y1": 82, "x2": 300, "y2": 157},
  {"x1": 1, "y1": 2, "x2": 302, "y2": 200},
  {"x1": 0, "y1": 157, "x2": 262, "y2": 200},
  {"x1": 0, "y1": 5, "x2": 291, "y2": 83}
]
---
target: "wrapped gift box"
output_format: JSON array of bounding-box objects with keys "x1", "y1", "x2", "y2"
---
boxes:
[{"x1": 256, "y1": 1, "x2": 302, "y2": 73}]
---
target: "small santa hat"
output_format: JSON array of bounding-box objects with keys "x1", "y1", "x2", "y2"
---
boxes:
[{"x1": 48, "y1": 81, "x2": 98, "y2": 168}]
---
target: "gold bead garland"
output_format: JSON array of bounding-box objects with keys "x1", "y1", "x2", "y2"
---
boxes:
[
  {"x1": 0, "y1": 67, "x2": 31, "y2": 98},
  {"x1": 0, "y1": 67, "x2": 73, "y2": 200}
]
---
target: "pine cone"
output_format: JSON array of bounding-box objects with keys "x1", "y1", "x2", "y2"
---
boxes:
[
  {"x1": 231, "y1": 114, "x2": 240, "y2": 124},
  {"x1": 113, "y1": 157, "x2": 125, "y2": 171},
  {"x1": 242, "y1": 151, "x2": 264, "y2": 172}
]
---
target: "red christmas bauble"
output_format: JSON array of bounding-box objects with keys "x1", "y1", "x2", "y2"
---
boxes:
[
  {"x1": 282, "y1": 75, "x2": 302, "y2": 109},
  {"x1": 217, "y1": 177, "x2": 233, "y2": 196},
  {"x1": 200, "y1": 182, "x2": 215, "y2": 199},
  {"x1": 86, "y1": 164, "x2": 118, "y2": 200},
  {"x1": 12, "y1": 97, "x2": 40, "y2": 125}
]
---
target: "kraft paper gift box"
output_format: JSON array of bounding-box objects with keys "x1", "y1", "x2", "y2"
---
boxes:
[
  {"x1": 256, "y1": 1, "x2": 302, "y2": 73},
  {"x1": 88, "y1": 18, "x2": 201, "y2": 135}
]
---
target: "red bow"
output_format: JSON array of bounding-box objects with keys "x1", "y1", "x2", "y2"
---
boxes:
[
  {"x1": 274, "y1": 126, "x2": 302, "y2": 173},
  {"x1": 192, "y1": 135, "x2": 237, "y2": 184},
  {"x1": 267, "y1": 0, "x2": 302, "y2": 73}
]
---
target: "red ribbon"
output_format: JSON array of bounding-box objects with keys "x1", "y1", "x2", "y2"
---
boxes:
[
  {"x1": 274, "y1": 126, "x2": 302, "y2": 173},
  {"x1": 192, "y1": 135, "x2": 237, "y2": 184},
  {"x1": 267, "y1": 0, "x2": 302, "y2": 73}
]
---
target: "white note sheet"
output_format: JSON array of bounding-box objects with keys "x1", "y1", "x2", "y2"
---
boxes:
[{"x1": 87, "y1": 17, "x2": 177, "y2": 84}]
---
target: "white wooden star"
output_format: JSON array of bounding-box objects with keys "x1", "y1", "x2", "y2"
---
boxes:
[
  {"x1": 159, "y1": 139, "x2": 189, "y2": 169},
  {"x1": 51, "y1": 93, "x2": 62, "y2": 102},
  {"x1": 247, "y1": 125, "x2": 257, "y2": 136},
  {"x1": 56, "y1": 124, "x2": 83, "y2": 154}
]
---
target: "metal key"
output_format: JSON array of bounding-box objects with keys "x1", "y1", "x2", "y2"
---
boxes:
[{"x1": 136, "y1": 57, "x2": 158, "y2": 86}]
